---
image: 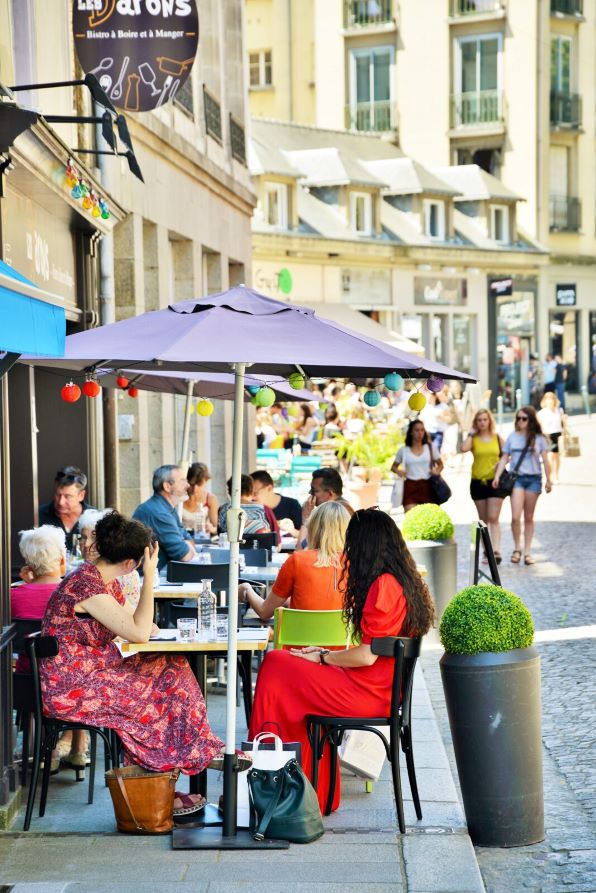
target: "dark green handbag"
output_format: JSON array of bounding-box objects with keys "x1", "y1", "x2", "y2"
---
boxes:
[{"x1": 248, "y1": 758, "x2": 324, "y2": 843}]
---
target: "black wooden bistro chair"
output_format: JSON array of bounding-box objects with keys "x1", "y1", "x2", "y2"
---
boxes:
[
  {"x1": 306, "y1": 635, "x2": 422, "y2": 833},
  {"x1": 12, "y1": 619, "x2": 42, "y2": 786},
  {"x1": 23, "y1": 634, "x2": 115, "y2": 831}
]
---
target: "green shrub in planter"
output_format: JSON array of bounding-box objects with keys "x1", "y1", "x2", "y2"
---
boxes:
[
  {"x1": 402, "y1": 503, "x2": 454, "y2": 542},
  {"x1": 440, "y1": 584, "x2": 534, "y2": 655}
]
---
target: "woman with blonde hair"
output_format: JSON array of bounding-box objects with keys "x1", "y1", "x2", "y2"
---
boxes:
[
  {"x1": 538, "y1": 391, "x2": 566, "y2": 484},
  {"x1": 460, "y1": 409, "x2": 506, "y2": 563},
  {"x1": 240, "y1": 501, "x2": 350, "y2": 621}
]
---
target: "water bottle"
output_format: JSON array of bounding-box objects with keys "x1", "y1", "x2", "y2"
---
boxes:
[{"x1": 197, "y1": 579, "x2": 216, "y2": 641}]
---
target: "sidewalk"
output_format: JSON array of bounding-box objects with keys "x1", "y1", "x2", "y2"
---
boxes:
[{"x1": 0, "y1": 657, "x2": 485, "y2": 892}]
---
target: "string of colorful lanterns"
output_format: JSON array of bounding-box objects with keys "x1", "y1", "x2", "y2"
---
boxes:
[
  {"x1": 65, "y1": 160, "x2": 110, "y2": 220},
  {"x1": 60, "y1": 369, "x2": 446, "y2": 413}
]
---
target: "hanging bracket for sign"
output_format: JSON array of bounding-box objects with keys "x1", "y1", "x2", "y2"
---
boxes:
[{"x1": 72, "y1": 0, "x2": 199, "y2": 114}]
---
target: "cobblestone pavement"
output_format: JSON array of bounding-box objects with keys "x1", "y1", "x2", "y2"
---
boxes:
[{"x1": 417, "y1": 414, "x2": 596, "y2": 893}]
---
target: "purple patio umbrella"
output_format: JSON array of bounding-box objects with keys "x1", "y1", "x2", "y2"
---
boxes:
[{"x1": 21, "y1": 286, "x2": 474, "y2": 848}]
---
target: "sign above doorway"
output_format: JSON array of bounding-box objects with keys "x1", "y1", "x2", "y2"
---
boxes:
[{"x1": 555, "y1": 283, "x2": 576, "y2": 307}]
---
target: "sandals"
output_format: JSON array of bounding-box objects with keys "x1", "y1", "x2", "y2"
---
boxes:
[
  {"x1": 511, "y1": 550, "x2": 521, "y2": 564},
  {"x1": 173, "y1": 792, "x2": 207, "y2": 818},
  {"x1": 493, "y1": 551, "x2": 502, "y2": 565},
  {"x1": 524, "y1": 555, "x2": 536, "y2": 565},
  {"x1": 207, "y1": 749, "x2": 252, "y2": 773}
]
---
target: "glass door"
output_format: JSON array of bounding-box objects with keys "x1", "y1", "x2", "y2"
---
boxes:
[
  {"x1": 350, "y1": 46, "x2": 393, "y2": 131},
  {"x1": 549, "y1": 310, "x2": 578, "y2": 391}
]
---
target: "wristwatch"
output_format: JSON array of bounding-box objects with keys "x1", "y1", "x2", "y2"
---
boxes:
[{"x1": 319, "y1": 649, "x2": 330, "y2": 665}]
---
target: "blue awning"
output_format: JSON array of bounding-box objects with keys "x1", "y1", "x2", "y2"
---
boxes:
[{"x1": 0, "y1": 259, "x2": 66, "y2": 356}]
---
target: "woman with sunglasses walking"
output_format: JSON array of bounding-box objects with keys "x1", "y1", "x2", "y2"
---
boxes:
[{"x1": 493, "y1": 406, "x2": 552, "y2": 565}]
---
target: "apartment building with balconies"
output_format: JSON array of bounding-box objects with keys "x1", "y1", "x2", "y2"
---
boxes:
[{"x1": 245, "y1": 0, "x2": 596, "y2": 403}]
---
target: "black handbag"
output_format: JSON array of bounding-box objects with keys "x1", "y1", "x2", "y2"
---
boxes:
[
  {"x1": 428, "y1": 449, "x2": 452, "y2": 505},
  {"x1": 499, "y1": 442, "x2": 531, "y2": 496},
  {"x1": 248, "y1": 757, "x2": 324, "y2": 843}
]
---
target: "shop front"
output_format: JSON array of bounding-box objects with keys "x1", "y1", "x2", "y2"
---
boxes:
[{"x1": 488, "y1": 276, "x2": 538, "y2": 411}]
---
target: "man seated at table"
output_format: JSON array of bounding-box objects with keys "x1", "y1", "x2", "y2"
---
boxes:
[
  {"x1": 38, "y1": 466, "x2": 94, "y2": 552},
  {"x1": 296, "y1": 467, "x2": 354, "y2": 549},
  {"x1": 250, "y1": 470, "x2": 302, "y2": 539},
  {"x1": 133, "y1": 465, "x2": 196, "y2": 570},
  {"x1": 219, "y1": 474, "x2": 278, "y2": 540}
]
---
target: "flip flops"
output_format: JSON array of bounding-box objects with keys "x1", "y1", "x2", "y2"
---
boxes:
[
  {"x1": 511, "y1": 550, "x2": 521, "y2": 564},
  {"x1": 524, "y1": 555, "x2": 536, "y2": 565}
]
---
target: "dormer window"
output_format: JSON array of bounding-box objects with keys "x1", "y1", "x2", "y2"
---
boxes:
[
  {"x1": 351, "y1": 192, "x2": 373, "y2": 234},
  {"x1": 423, "y1": 199, "x2": 446, "y2": 240},
  {"x1": 264, "y1": 183, "x2": 288, "y2": 229},
  {"x1": 490, "y1": 204, "x2": 509, "y2": 244}
]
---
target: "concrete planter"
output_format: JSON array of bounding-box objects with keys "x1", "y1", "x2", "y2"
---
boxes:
[
  {"x1": 405, "y1": 540, "x2": 457, "y2": 619},
  {"x1": 344, "y1": 468, "x2": 382, "y2": 510},
  {"x1": 440, "y1": 647, "x2": 544, "y2": 847}
]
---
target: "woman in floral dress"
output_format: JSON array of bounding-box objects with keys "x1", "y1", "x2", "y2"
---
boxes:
[{"x1": 40, "y1": 511, "x2": 225, "y2": 817}]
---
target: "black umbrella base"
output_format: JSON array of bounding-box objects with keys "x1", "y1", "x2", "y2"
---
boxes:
[{"x1": 172, "y1": 825, "x2": 289, "y2": 849}]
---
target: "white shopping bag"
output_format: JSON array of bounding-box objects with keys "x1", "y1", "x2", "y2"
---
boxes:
[
  {"x1": 236, "y1": 732, "x2": 300, "y2": 827},
  {"x1": 391, "y1": 478, "x2": 404, "y2": 509},
  {"x1": 339, "y1": 728, "x2": 388, "y2": 782}
]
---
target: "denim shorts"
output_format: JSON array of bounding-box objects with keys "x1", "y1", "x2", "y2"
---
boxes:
[{"x1": 513, "y1": 473, "x2": 542, "y2": 494}]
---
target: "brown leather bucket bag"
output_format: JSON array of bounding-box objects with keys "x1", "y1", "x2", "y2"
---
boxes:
[{"x1": 105, "y1": 766, "x2": 180, "y2": 834}]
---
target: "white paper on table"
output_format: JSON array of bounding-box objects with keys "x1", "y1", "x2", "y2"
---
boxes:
[
  {"x1": 236, "y1": 627, "x2": 269, "y2": 643},
  {"x1": 149, "y1": 628, "x2": 178, "y2": 640}
]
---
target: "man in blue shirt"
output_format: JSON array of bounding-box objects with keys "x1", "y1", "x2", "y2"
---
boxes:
[{"x1": 133, "y1": 465, "x2": 196, "y2": 570}]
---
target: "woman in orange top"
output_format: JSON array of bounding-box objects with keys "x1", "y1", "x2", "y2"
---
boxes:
[{"x1": 240, "y1": 501, "x2": 350, "y2": 620}]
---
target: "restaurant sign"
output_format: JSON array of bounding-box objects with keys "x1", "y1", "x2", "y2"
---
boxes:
[
  {"x1": 73, "y1": 0, "x2": 199, "y2": 112},
  {"x1": 414, "y1": 277, "x2": 467, "y2": 306}
]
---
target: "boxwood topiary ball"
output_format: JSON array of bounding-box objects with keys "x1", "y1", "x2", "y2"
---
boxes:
[
  {"x1": 402, "y1": 503, "x2": 454, "y2": 542},
  {"x1": 439, "y1": 584, "x2": 534, "y2": 655}
]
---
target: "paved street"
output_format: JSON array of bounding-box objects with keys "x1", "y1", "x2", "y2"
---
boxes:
[{"x1": 421, "y1": 412, "x2": 596, "y2": 893}]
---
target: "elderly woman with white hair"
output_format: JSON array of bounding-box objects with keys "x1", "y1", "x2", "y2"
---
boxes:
[{"x1": 11, "y1": 525, "x2": 88, "y2": 772}]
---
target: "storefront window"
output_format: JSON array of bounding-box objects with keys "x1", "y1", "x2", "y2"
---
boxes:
[
  {"x1": 432, "y1": 314, "x2": 448, "y2": 366},
  {"x1": 549, "y1": 310, "x2": 578, "y2": 392},
  {"x1": 452, "y1": 314, "x2": 474, "y2": 376},
  {"x1": 495, "y1": 289, "x2": 535, "y2": 410}
]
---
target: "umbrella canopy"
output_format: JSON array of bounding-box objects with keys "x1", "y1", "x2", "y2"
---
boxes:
[
  {"x1": 21, "y1": 285, "x2": 474, "y2": 382},
  {"x1": 95, "y1": 368, "x2": 316, "y2": 402}
]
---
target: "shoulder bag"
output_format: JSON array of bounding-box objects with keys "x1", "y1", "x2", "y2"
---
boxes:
[
  {"x1": 248, "y1": 757, "x2": 324, "y2": 843},
  {"x1": 499, "y1": 441, "x2": 531, "y2": 496},
  {"x1": 428, "y1": 447, "x2": 452, "y2": 505},
  {"x1": 105, "y1": 765, "x2": 179, "y2": 834}
]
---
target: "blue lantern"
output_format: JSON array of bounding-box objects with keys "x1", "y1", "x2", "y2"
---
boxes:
[
  {"x1": 247, "y1": 385, "x2": 260, "y2": 396},
  {"x1": 384, "y1": 372, "x2": 404, "y2": 392},
  {"x1": 363, "y1": 389, "x2": 381, "y2": 407}
]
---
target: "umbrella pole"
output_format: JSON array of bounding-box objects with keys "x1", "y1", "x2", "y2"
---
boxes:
[
  {"x1": 179, "y1": 379, "x2": 194, "y2": 469},
  {"x1": 173, "y1": 362, "x2": 288, "y2": 850}
]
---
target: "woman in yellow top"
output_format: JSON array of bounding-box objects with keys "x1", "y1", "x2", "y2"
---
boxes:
[{"x1": 460, "y1": 409, "x2": 505, "y2": 563}]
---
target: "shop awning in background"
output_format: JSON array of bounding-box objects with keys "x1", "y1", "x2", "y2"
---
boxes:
[
  {"x1": 299, "y1": 303, "x2": 425, "y2": 357},
  {"x1": 0, "y1": 260, "x2": 66, "y2": 356}
]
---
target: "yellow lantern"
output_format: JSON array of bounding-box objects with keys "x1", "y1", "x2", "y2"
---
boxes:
[
  {"x1": 196, "y1": 399, "x2": 214, "y2": 417},
  {"x1": 408, "y1": 392, "x2": 426, "y2": 412}
]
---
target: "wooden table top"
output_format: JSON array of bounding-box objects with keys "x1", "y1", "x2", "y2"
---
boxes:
[{"x1": 120, "y1": 636, "x2": 268, "y2": 654}]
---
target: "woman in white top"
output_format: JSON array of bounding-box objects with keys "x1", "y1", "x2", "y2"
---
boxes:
[
  {"x1": 391, "y1": 419, "x2": 443, "y2": 512},
  {"x1": 493, "y1": 406, "x2": 551, "y2": 565},
  {"x1": 537, "y1": 392, "x2": 566, "y2": 484}
]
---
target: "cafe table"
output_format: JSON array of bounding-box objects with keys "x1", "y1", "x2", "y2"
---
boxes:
[{"x1": 120, "y1": 630, "x2": 268, "y2": 798}]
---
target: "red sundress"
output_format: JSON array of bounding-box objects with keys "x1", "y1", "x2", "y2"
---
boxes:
[
  {"x1": 40, "y1": 562, "x2": 222, "y2": 774},
  {"x1": 248, "y1": 573, "x2": 407, "y2": 812}
]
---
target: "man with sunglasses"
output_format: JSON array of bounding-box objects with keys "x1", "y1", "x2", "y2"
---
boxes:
[
  {"x1": 296, "y1": 468, "x2": 354, "y2": 549},
  {"x1": 38, "y1": 466, "x2": 95, "y2": 552}
]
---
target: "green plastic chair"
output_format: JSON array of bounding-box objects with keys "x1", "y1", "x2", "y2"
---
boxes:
[{"x1": 273, "y1": 607, "x2": 353, "y2": 650}]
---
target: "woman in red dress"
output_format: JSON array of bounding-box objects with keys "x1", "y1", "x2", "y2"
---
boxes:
[
  {"x1": 40, "y1": 511, "x2": 228, "y2": 818},
  {"x1": 248, "y1": 508, "x2": 435, "y2": 812}
]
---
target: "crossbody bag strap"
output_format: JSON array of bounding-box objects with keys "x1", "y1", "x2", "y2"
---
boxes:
[
  {"x1": 251, "y1": 765, "x2": 286, "y2": 841},
  {"x1": 511, "y1": 440, "x2": 531, "y2": 474},
  {"x1": 115, "y1": 771, "x2": 145, "y2": 832}
]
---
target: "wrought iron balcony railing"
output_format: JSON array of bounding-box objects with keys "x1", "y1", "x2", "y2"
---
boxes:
[
  {"x1": 550, "y1": 0, "x2": 583, "y2": 15},
  {"x1": 549, "y1": 195, "x2": 581, "y2": 232},
  {"x1": 343, "y1": 0, "x2": 393, "y2": 28},
  {"x1": 203, "y1": 86, "x2": 222, "y2": 143},
  {"x1": 450, "y1": 90, "x2": 503, "y2": 127},
  {"x1": 550, "y1": 91, "x2": 582, "y2": 128},
  {"x1": 230, "y1": 114, "x2": 246, "y2": 164},
  {"x1": 345, "y1": 100, "x2": 396, "y2": 132},
  {"x1": 449, "y1": 0, "x2": 505, "y2": 15}
]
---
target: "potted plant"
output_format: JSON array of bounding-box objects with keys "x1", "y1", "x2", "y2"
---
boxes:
[
  {"x1": 401, "y1": 504, "x2": 457, "y2": 619},
  {"x1": 334, "y1": 425, "x2": 402, "y2": 510},
  {"x1": 439, "y1": 584, "x2": 543, "y2": 847}
]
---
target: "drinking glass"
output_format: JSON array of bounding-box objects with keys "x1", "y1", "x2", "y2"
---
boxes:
[{"x1": 177, "y1": 618, "x2": 196, "y2": 642}]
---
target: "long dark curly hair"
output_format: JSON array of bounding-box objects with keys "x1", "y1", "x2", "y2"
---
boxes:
[{"x1": 340, "y1": 509, "x2": 435, "y2": 639}]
